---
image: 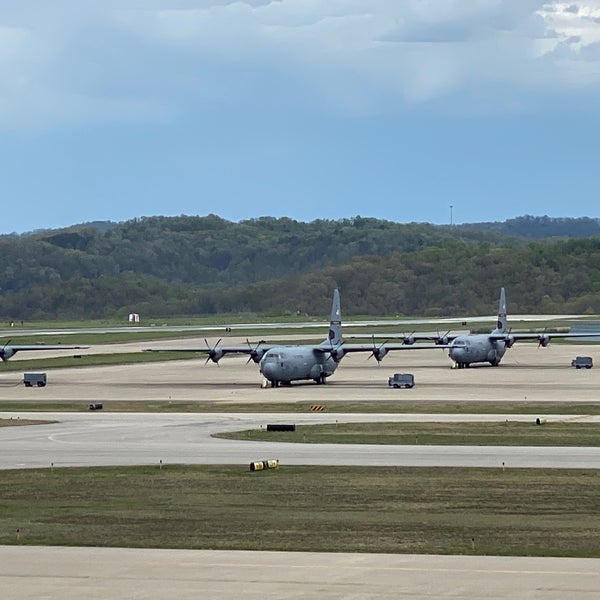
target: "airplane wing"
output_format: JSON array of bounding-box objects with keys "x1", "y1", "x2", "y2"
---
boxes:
[
  {"x1": 4, "y1": 345, "x2": 88, "y2": 351},
  {"x1": 347, "y1": 332, "x2": 460, "y2": 345},
  {"x1": 315, "y1": 342, "x2": 450, "y2": 362},
  {"x1": 0, "y1": 344, "x2": 89, "y2": 361},
  {"x1": 143, "y1": 341, "x2": 276, "y2": 364},
  {"x1": 487, "y1": 332, "x2": 600, "y2": 346}
]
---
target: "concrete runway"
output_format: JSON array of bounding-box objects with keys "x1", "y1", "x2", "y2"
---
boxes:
[
  {"x1": 1, "y1": 341, "x2": 599, "y2": 598},
  {"x1": 1, "y1": 546, "x2": 599, "y2": 600}
]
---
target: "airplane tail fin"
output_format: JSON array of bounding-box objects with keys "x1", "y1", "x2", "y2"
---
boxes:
[
  {"x1": 327, "y1": 288, "x2": 343, "y2": 346},
  {"x1": 493, "y1": 287, "x2": 508, "y2": 334}
]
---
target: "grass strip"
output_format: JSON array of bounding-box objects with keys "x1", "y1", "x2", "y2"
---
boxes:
[
  {"x1": 217, "y1": 421, "x2": 600, "y2": 446},
  {"x1": 1, "y1": 400, "x2": 600, "y2": 414},
  {"x1": 1, "y1": 417, "x2": 598, "y2": 447},
  {"x1": 1, "y1": 465, "x2": 599, "y2": 557},
  {"x1": 2, "y1": 417, "x2": 598, "y2": 447}
]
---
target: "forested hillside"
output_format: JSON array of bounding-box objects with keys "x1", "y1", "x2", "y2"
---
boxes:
[
  {"x1": 1, "y1": 215, "x2": 599, "y2": 319},
  {"x1": 459, "y1": 215, "x2": 600, "y2": 238}
]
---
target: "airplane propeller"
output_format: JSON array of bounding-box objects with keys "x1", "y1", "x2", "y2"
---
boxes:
[
  {"x1": 204, "y1": 338, "x2": 223, "y2": 365},
  {"x1": 538, "y1": 329, "x2": 550, "y2": 348},
  {"x1": 505, "y1": 328, "x2": 516, "y2": 348},
  {"x1": 330, "y1": 342, "x2": 345, "y2": 362},
  {"x1": 245, "y1": 339, "x2": 265, "y2": 364},
  {"x1": 402, "y1": 331, "x2": 416, "y2": 345},
  {"x1": 435, "y1": 330, "x2": 451, "y2": 345},
  {"x1": 368, "y1": 335, "x2": 388, "y2": 364},
  {"x1": 0, "y1": 339, "x2": 12, "y2": 362}
]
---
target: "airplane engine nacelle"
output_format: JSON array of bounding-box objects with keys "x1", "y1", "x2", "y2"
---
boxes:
[
  {"x1": 487, "y1": 348, "x2": 499, "y2": 363},
  {"x1": 505, "y1": 335, "x2": 516, "y2": 348},
  {"x1": 0, "y1": 347, "x2": 15, "y2": 361},
  {"x1": 249, "y1": 349, "x2": 266, "y2": 364},
  {"x1": 208, "y1": 349, "x2": 224, "y2": 363},
  {"x1": 330, "y1": 347, "x2": 346, "y2": 362},
  {"x1": 403, "y1": 336, "x2": 415, "y2": 346},
  {"x1": 435, "y1": 336, "x2": 449, "y2": 346},
  {"x1": 373, "y1": 347, "x2": 388, "y2": 362},
  {"x1": 538, "y1": 335, "x2": 550, "y2": 348}
]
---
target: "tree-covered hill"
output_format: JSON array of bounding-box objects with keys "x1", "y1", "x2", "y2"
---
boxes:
[
  {"x1": 215, "y1": 238, "x2": 600, "y2": 317},
  {"x1": 1, "y1": 215, "x2": 599, "y2": 319},
  {"x1": 1, "y1": 214, "x2": 510, "y2": 290},
  {"x1": 459, "y1": 215, "x2": 600, "y2": 238}
]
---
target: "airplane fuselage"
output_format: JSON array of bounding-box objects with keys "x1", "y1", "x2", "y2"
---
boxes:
[
  {"x1": 259, "y1": 345, "x2": 338, "y2": 386},
  {"x1": 448, "y1": 334, "x2": 507, "y2": 368}
]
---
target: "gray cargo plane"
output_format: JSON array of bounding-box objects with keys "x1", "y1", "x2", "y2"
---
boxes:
[
  {"x1": 1, "y1": 340, "x2": 88, "y2": 362},
  {"x1": 360, "y1": 288, "x2": 599, "y2": 368},
  {"x1": 144, "y1": 289, "x2": 446, "y2": 387}
]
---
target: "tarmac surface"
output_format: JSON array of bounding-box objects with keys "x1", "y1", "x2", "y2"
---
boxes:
[
  {"x1": 1, "y1": 546, "x2": 599, "y2": 600},
  {"x1": 1, "y1": 410, "x2": 600, "y2": 470},
  {"x1": 1, "y1": 337, "x2": 599, "y2": 404},
  {"x1": 1, "y1": 340, "x2": 599, "y2": 598}
]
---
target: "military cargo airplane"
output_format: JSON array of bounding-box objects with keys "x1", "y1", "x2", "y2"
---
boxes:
[
  {"x1": 358, "y1": 288, "x2": 599, "y2": 368},
  {"x1": 144, "y1": 289, "x2": 447, "y2": 387},
  {"x1": 1, "y1": 341, "x2": 89, "y2": 362}
]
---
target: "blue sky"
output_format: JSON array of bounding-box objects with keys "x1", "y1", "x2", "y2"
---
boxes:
[{"x1": 2, "y1": 1, "x2": 600, "y2": 234}]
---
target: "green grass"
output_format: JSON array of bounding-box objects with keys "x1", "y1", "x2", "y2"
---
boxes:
[
  {"x1": 7, "y1": 314, "x2": 334, "y2": 329},
  {"x1": 1, "y1": 465, "x2": 599, "y2": 557},
  {"x1": 10, "y1": 313, "x2": 595, "y2": 330},
  {"x1": 1, "y1": 330, "x2": 327, "y2": 346},
  {"x1": 3, "y1": 416, "x2": 598, "y2": 447},
  {"x1": 4, "y1": 313, "x2": 596, "y2": 347},
  {"x1": 217, "y1": 421, "x2": 600, "y2": 446}
]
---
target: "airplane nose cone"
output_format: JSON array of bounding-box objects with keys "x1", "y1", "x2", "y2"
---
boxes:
[
  {"x1": 449, "y1": 346, "x2": 464, "y2": 361},
  {"x1": 260, "y1": 362, "x2": 277, "y2": 380}
]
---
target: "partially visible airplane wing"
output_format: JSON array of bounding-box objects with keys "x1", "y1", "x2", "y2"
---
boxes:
[
  {"x1": 487, "y1": 331, "x2": 600, "y2": 346},
  {"x1": 143, "y1": 340, "x2": 276, "y2": 364},
  {"x1": 348, "y1": 332, "x2": 461, "y2": 345},
  {"x1": 0, "y1": 344, "x2": 89, "y2": 361},
  {"x1": 145, "y1": 339, "x2": 451, "y2": 365},
  {"x1": 315, "y1": 342, "x2": 451, "y2": 362}
]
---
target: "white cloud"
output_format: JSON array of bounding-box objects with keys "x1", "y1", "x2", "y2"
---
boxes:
[{"x1": 1, "y1": 1, "x2": 600, "y2": 129}]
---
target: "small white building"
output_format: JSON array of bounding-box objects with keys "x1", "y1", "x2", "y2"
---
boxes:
[{"x1": 128, "y1": 313, "x2": 140, "y2": 324}]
